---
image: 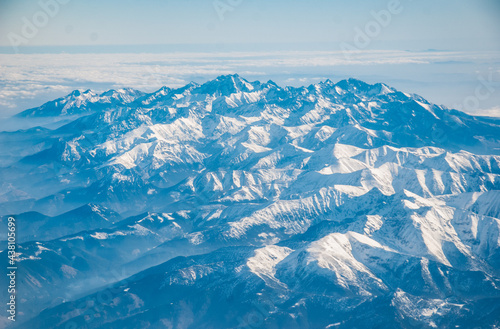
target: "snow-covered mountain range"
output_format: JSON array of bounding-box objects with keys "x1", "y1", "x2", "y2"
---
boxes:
[{"x1": 1, "y1": 74, "x2": 499, "y2": 328}]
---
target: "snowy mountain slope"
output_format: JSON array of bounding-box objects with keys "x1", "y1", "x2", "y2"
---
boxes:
[
  {"x1": 0, "y1": 127, "x2": 53, "y2": 167},
  {"x1": 19, "y1": 235, "x2": 500, "y2": 329},
  {"x1": 16, "y1": 88, "x2": 144, "y2": 118},
  {"x1": 2, "y1": 79, "x2": 500, "y2": 217},
  {"x1": 0, "y1": 204, "x2": 121, "y2": 243},
  {"x1": 0, "y1": 211, "x2": 188, "y2": 321},
  {"x1": 1, "y1": 75, "x2": 500, "y2": 328}
]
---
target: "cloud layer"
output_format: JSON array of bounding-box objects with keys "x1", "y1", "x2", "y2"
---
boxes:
[{"x1": 1, "y1": 50, "x2": 499, "y2": 118}]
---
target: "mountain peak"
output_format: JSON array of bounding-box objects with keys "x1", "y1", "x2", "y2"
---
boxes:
[
  {"x1": 332, "y1": 78, "x2": 398, "y2": 97},
  {"x1": 4, "y1": 74, "x2": 500, "y2": 328},
  {"x1": 68, "y1": 89, "x2": 82, "y2": 97},
  {"x1": 335, "y1": 78, "x2": 372, "y2": 90},
  {"x1": 195, "y1": 74, "x2": 255, "y2": 95},
  {"x1": 68, "y1": 89, "x2": 94, "y2": 97}
]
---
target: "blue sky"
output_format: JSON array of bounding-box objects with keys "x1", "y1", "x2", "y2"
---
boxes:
[{"x1": 1, "y1": 0, "x2": 499, "y2": 51}]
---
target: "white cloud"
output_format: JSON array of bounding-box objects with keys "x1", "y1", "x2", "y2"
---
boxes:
[
  {"x1": 466, "y1": 106, "x2": 500, "y2": 117},
  {"x1": 0, "y1": 50, "x2": 499, "y2": 118}
]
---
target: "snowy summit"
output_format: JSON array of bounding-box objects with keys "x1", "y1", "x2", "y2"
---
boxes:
[{"x1": 1, "y1": 75, "x2": 500, "y2": 329}]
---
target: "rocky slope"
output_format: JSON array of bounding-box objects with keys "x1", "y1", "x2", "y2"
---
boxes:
[{"x1": 0, "y1": 75, "x2": 499, "y2": 328}]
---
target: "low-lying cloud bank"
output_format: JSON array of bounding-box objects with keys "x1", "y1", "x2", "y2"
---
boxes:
[{"x1": 1, "y1": 50, "x2": 499, "y2": 119}]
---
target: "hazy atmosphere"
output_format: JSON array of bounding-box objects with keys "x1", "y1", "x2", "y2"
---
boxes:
[
  {"x1": 2, "y1": 2, "x2": 500, "y2": 329},
  {"x1": 1, "y1": 0, "x2": 499, "y2": 119}
]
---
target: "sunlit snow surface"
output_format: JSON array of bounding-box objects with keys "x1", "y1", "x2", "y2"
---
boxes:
[{"x1": 1, "y1": 75, "x2": 500, "y2": 328}]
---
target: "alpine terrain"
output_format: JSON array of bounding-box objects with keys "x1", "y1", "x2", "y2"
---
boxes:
[{"x1": 1, "y1": 74, "x2": 500, "y2": 329}]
